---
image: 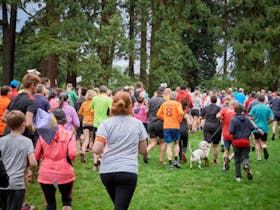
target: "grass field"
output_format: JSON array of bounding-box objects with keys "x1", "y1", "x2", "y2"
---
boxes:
[{"x1": 25, "y1": 130, "x2": 280, "y2": 210}]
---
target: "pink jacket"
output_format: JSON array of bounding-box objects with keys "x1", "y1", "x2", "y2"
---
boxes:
[{"x1": 35, "y1": 125, "x2": 76, "y2": 184}]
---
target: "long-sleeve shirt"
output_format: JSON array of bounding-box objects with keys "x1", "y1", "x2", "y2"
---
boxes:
[{"x1": 35, "y1": 125, "x2": 76, "y2": 184}]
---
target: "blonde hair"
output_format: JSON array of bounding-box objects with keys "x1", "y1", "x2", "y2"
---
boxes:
[{"x1": 86, "y1": 89, "x2": 96, "y2": 100}]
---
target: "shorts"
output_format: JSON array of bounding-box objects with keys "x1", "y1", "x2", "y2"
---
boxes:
[
  {"x1": 83, "y1": 125, "x2": 94, "y2": 131},
  {"x1": 273, "y1": 115, "x2": 280, "y2": 122},
  {"x1": 254, "y1": 133, "x2": 268, "y2": 141},
  {"x1": 148, "y1": 122, "x2": 164, "y2": 139},
  {"x1": 191, "y1": 109, "x2": 200, "y2": 117},
  {"x1": 223, "y1": 139, "x2": 232, "y2": 150},
  {"x1": 203, "y1": 126, "x2": 222, "y2": 144},
  {"x1": 164, "y1": 129, "x2": 180, "y2": 144}
]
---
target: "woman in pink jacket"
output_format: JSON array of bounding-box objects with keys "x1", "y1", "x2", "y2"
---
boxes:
[{"x1": 35, "y1": 109, "x2": 76, "y2": 210}]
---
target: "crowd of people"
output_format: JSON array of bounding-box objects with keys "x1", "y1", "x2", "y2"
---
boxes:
[{"x1": 0, "y1": 73, "x2": 279, "y2": 209}]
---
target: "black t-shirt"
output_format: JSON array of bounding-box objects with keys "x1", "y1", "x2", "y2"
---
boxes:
[
  {"x1": 8, "y1": 92, "x2": 37, "y2": 114},
  {"x1": 201, "y1": 104, "x2": 221, "y2": 129},
  {"x1": 6, "y1": 92, "x2": 37, "y2": 138},
  {"x1": 148, "y1": 96, "x2": 164, "y2": 123}
]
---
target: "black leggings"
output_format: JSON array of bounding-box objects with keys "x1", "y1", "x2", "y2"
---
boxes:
[
  {"x1": 100, "y1": 172, "x2": 137, "y2": 210},
  {"x1": 40, "y1": 182, "x2": 74, "y2": 210}
]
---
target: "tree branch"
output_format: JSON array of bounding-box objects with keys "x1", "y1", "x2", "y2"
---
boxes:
[{"x1": 19, "y1": 1, "x2": 40, "y2": 25}]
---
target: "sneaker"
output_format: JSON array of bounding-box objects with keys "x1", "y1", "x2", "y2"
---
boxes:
[
  {"x1": 251, "y1": 146, "x2": 255, "y2": 152},
  {"x1": 173, "y1": 160, "x2": 181, "y2": 168},
  {"x1": 80, "y1": 153, "x2": 86, "y2": 163},
  {"x1": 169, "y1": 164, "x2": 173, "y2": 170},
  {"x1": 213, "y1": 159, "x2": 219, "y2": 165},
  {"x1": 181, "y1": 153, "x2": 187, "y2": 163},
  {"x1": 224, "y1": 157, "x2": 230, "y2": 170},
  {"x1": 236, "y1": 177, "x2": 241, "y2": 182},
  {"x1": 272, "y1": 133, "x2": 275, "y2": 141},
  {"x1": 257, "y1": 157, "x2": 262, "y2": 161},
  {"x1": 143, "y1": 156, "x2": 149, "y2": 164},
  {"x1": 263, "y1": 148, "x2": 269, "y2": 160},
  {"x1": 158, "y1": 160, "x2": 167, "y2": 165},
  {"x1": 244, "y1": 164, "x2": 253, "y2": 180}
]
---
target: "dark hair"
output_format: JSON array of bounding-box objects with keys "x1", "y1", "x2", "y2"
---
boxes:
[
  {"x1": 234, "y1": 103, "x2": 243, "y2": 114},
  {"x1": 48, "y1": 89, "x2": 57, "y2": 99},
  {"x1": 81, "y1": 87, "x2": 88, "y2": 96},
  {"x1": 257, "y1": 94, "x2": 265, "y2": 102},
  {"x1": 58, "y1": 92, "x2": 68, "y2": 109},
  {"x1": 210, "y1": 96, "x2": 217, "y2": 103},
  {"x1": 180, "y1": 85, "x2": 186, "y2": 90},
  {"x1": 41, "y1": 77, "x2": 50, "y2": 85},
  {"x1": 36, "y1": 84, "x2": 45, "y2": 94},
  {"x1": 110, "y1": 92, "x2": 132, "y2": 116},
  {"x1": 6, "y1": 110, "x2": 25, "y2": 130},
  {"x1": 52, "y1": 108, "x2": 67, "y2": 125},
  {"x1": 137, "y1": 96, "x2": 144, "y2": 103},
  {"x1": 22, "y1": 73, "x2": 41, "y2": 89},
  {"x1": 1, "y1": 85, "x2": 10, "y2": 96},
  {"x1": 135, "y1": 81, "x2": 143, "y2": 89}
]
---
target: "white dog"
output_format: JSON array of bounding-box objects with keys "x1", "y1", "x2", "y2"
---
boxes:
[{"x1": 189, "y1": 140, "x2": 210, "y2": 169}]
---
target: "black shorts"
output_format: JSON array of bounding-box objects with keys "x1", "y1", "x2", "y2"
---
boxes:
[
  {"x1": 148, "y1": 122, "x2": 164, "y2": 139},
  {"x1": 254, "y1": 133, "x2": 268, "y2": 141},
  {"x1": 203, "y1": 126, "x2": 222, "y2": 144},
  {"x1": 83, "y1": 125, "x2": 94, "y2": 131},
  {"x1": 191, "y1": 109, "x2": 200, "y2": 117},
  {"x1": 274, "y1": 115, "x2": 280, "y2": 122}
]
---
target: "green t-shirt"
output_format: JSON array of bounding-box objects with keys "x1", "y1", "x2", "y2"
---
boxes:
[
  {"x1": 91, "y1": 94, "x2": 112, "y2": 127},
  {"x1": 66, "y1": 90, "x2": 78, "y2": 107}
]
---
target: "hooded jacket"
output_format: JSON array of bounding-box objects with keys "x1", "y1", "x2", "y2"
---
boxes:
[{"x1": 229, "y1": 114, "x2": 256, "y2": 147}]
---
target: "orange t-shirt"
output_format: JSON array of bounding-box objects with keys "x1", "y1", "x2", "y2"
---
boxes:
[
  {"x1": 156, "y1": 100, "x2": 184, "y2": 129},
  {"x1": 78, "y1": 100, "x2": 94, "y2": 126},
  {"x1": 0, "y1": 96, "x2": 11, "y2": 135}
]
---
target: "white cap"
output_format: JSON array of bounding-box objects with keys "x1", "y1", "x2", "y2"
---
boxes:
[{"x1": 27, "y1": 68, "x2": 41, "y2": 75}]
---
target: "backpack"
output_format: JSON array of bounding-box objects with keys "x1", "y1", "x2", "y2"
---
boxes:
[
  {"x1": 0, "y1": 150, "x2": 9, "y2": 188},
  {"x1": 34, "y1": 108, "x2": 58, "y2": 144}
]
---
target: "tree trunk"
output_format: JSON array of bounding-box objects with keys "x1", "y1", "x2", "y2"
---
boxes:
[
  {"x1": 41, "y1": 54, "x2": 59, "y2": 87},
  {"x1": 128, "y1": 0, "x2": 135, "y2": 78},
  {"x1": 139, "y1": 2, "x2": 147, "y2": 86},
  {"x1": 41, "y1": 0, "x2": 60, "y2": 87},
  {"x1": 2, "y1": 3, "x2": 17, "y2": 85}
]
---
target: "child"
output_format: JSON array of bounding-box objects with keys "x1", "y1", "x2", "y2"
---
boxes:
[
  {"x1": 0, "y1": 110, "x2": 37, "y2": 209},
  {"x1": 229, "y1": 104, "x2": 263, "y2": 182}
]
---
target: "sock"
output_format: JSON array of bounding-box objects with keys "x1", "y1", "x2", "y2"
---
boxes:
[
  {"x1": 174, "y1": 157, "x2": 178, "y2": 161},
  {"x1": 168, "y1": 160, "x2": 172, "y2": 165}
]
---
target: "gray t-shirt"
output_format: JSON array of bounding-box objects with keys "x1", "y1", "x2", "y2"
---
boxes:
[
  {"x1": 96, "y1": 115, "x2": 148, "y2": 174},
  {"x1": 0, "y1": 134, "x2": 34, "y2": 190},
  {"x1": 148, "y1": 96, "x2": 164, "y2": 123}
]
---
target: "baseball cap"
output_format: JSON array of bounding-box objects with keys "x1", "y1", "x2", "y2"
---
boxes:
[{"x1": 10, "y1": 80, "x2": 20, "y2": 87}]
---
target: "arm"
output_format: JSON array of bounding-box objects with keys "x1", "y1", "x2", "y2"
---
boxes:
[
  {"x1": 28, "y1": 153, "x2": 38, "y2": 169},
  {"x1": 138, "y1": 140, "x2": 148, "y2": 156},
  {"x1": 68, "y1": 134, "x2": 77, "y2": 161},
  {"x1": 25, "y1": 111, "x2": 35, "y2": 132},
  {"x1": 93, "y1": 136, "x2": 105, "y2": 156},
  {"x1": 34, "y1": 138, "x2": 42, "y2": 161},
  {"x1": 156, "y1": 104, "x2": 164, "y2": 120}
]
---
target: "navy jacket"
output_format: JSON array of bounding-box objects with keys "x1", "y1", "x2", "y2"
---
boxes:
[{"x1": 229, "y1": 114, "x2": 256, "y2": 147}]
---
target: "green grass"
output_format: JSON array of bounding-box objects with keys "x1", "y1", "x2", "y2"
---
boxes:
[{"x1": 26, "y1": 130, "x2": 280, "y2": 210}]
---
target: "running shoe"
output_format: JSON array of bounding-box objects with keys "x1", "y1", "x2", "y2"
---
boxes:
[
  {"x1": 244, "y1": 164, "x2": 253, "y2": 180},
  {"x1": 224, "y1": 157, "x2": 230, "y2": 170},
  {"x1": 236, "y1": 177, "x2": 241, "y2": 182},
  {"x1": 173, "y1": 160, "x2": 181, "y2": 168},
  {"x1": 213, "y1": 159, "x2": 219, "y2": 165},
  {"x1": 169, "y1": 164, "x2": 173, "y2": 170},
  {"x1": 263, "y1": 148, "x2": 269, "y2": 159}
]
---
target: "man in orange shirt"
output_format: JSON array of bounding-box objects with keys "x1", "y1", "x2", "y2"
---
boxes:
[
  {"x1": 0, "y1": 86, "x2": 11, "y2": 136},
  {"x1": 157, "y1": 93, "x2": 184, "y2": 169}
]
